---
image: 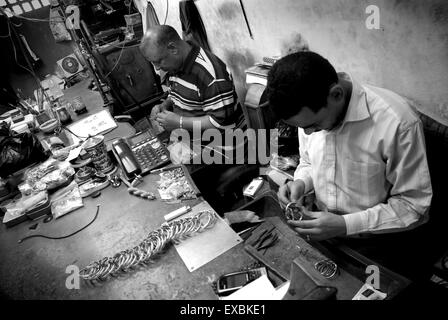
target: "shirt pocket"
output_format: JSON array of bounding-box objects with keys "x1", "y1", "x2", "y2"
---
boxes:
[{"x1": 341, "y1": 158, "x2": 384, "y2": 204}]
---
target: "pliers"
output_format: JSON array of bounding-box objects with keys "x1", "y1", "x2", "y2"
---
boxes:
[{"x1": 250, "y1": 228, "x2": 279, "y2": 254}]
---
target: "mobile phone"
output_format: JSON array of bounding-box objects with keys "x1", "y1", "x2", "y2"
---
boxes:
[
  {"x1": 243, "y1": 177, "x2": 264, "y2": 197},
  {"x1": 217, "y1": 267, "x2": 267, "y2": 296}
]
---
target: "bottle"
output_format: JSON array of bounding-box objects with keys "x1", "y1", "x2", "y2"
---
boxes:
[{"x1": 42, "y1": 98, "x2": 55, "y2": 119}]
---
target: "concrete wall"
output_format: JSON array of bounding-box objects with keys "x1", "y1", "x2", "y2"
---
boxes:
[{"x1": 147, "y1": 0, "x2": 448, "y2": 125}]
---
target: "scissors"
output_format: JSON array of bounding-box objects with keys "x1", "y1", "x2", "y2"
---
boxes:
[{"x1": 250, "y1": 227, "x2": 279, "y2": 254}]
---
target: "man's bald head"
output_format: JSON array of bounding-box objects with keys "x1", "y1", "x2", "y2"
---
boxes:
[
  {"x1": 141, "y1": 25, "x2": 181, "y2": 50},
  {"x1": 140, "y1": 25, "x2": 189, "y2": 73}
]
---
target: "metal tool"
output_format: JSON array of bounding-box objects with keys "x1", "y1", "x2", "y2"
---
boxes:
[
  {"x1": 244, "y1": 244, "x2": 288, "y2": 282},
  {"x1": 250, "y1": 227, "x2": 279, "y2": 254}
]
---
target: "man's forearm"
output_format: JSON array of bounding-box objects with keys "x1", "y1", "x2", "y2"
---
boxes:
[
  {"x1": 179, "y1": 115, "x2": 216, "y2": 131},
  {"x1": 342, "y1": 192, "x2": 431, "y2": 235}
]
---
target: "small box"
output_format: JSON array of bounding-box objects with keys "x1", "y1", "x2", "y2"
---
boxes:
[
  {"x1": 11, "y1": 110, "x2": 25, "y2": 123},
  {"x1": 3, "y1": 209, "x2": 28, "y2": 228}
]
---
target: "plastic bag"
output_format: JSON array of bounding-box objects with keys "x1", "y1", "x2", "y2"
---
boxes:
[
  {"x1": 19, "y1": 159, "x2": 75, "y2": 194},
  {"x1": 2, "y1": 191, "x2": 47, "y2": 226},
  {"x1": 157, "y1": 168, "x2": 197, "y2": 201},
  {"x1": 270, "y1": 153, "x2": 299, "y2": 171},
  {"x1": 51, "y1": 181, "x2": 83, "y2": 218},
  {"x1": 0, "y1": 122, "x2": 49, "y2": 179}
]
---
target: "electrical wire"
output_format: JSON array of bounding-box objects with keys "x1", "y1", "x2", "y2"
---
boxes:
[
  {"x1": 93, "y1": 0, "x2": 139, "y2": 77},
  {"x1": 126, "y1": 0, "x2": 132, "y2": 15},
  {"x1": 103, "y1": 43, "x2": 125, "y2": 78},
  {"x1": 4, "y1": 16, "x2": 53, "y2": 104},
  {"x1": 18, "y1": 205, "x2": 100, "y2": 243},
  {"x1": 0, "y1": 7, "x2": 64, "y2": 23},
  {"x1": 95, "y1": 37, "x2": 141, "y2": 49},
  {"x1": 163, "y1": 0, "x2": 169, "y2": 24},
  {"x1": 8, "y1": 19, "x2": 35, "y2": 77}
]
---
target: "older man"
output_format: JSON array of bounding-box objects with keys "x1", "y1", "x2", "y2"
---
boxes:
[
  {"x1": 140, "y1": 25, "x2": 255, "y2": 213},
  {"x1": 140, "y1": 25, "x2": 245, "y2": 136}
]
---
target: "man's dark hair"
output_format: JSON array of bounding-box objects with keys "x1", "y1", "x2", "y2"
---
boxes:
[{"x1": 266, "y1": 51, "x2": 338, "y2": 119}]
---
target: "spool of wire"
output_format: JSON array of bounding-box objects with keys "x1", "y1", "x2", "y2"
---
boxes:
[{"x1": 79, "y1": 210, "x2": 217, "y2": 282}]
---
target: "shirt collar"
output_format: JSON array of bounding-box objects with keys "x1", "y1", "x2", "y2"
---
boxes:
[
  {"x1": 175, "y1": 41, "x2": 200, "y2": 76},
  {"x1": 339, "y1": 72, "x2": 370, "y2": 125}
]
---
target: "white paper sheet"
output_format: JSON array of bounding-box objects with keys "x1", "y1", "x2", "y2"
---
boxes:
[
  {"x1": 67, "y1": 110, "x2": 117, "y2": 140},
  {"x1": 221, "y1": 275, "x2": 290, "y2": 300},
  {"x1": 174, "y1": 201, "x2": 242, "y2": 272}
]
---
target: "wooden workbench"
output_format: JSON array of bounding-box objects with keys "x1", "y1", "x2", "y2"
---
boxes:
[{"x1": 0, "y1": 173, "x2": 254, "y2": 299}]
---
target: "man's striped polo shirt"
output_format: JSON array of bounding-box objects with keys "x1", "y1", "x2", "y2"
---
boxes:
[{"x1": 167, "y1": 43, "x2": 246, "y2": 131}]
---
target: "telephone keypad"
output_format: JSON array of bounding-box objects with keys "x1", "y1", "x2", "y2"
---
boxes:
[{"x1": 130, "y1": 136, "x2": 170, "y2": 174}]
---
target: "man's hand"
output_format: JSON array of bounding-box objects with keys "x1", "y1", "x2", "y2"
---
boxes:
[
  {"x1": 278, "y1": 179, "x2": 306, "y2": 205},
  {"x1": 155, "y1": 110, "x2": 181, "y2": 131},
  {"x1": 150, "y1": 104, "x2": 162, "y2": 120},
  {"x1": 160, "y1": 97, "x2": 174, "y2": 112},
  {"x1": 150, "y1": 99, "x2": 174, "y2": 121},
  {"x1": 287, "y1": 210, "x2": 347, "y2": 241}
]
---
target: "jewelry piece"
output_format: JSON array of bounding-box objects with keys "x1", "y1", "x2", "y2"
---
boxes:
[
  {"x1": 179, "y1": 116, "x2": 183, "y2": 129},
  {"x1": 285, "y1": 202, "x2": 304, "y2": 221},
  {"x1": 79, "y1": 210, "x2": 217, "y2": 282},
  {"x1": 127, "y1": 187, "x2": 156, "y2": 200},
  {"x1": 297, "y1": 244, "x2": 339, "y2": 279},
  {"x1": 314, "y1": 259, "x2": 338, "y2": 279}
]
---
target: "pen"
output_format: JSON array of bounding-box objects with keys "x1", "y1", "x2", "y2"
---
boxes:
[
  {"x1": 150, "y1": 165, "x2": 180, "y2": 174},
  {"x1": 150, "y1": 167, "x2": 168, "y2": 174},
  {"x1": 164, "y1": 205, "x2": 191, "y2": 221}
]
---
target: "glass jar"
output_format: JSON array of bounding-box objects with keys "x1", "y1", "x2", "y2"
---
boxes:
[{"x1": 55, "y1": 105, "x2": 72, "y2": 125}]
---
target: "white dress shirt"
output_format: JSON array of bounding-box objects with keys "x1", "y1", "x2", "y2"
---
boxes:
[{"x1": 293, "y1": 73, "x2": 432, "y2": 235}]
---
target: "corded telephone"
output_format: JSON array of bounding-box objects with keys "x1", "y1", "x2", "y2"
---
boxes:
[{"x1": 112, "y1": 130, "x2": 170, "y2": 180}]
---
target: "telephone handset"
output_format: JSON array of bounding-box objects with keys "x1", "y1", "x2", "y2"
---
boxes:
[
  {"x1": 112, "y1": 138, "x2": 141, "y2": 180},
  {"x1": 112, "y1": 130, "x2": 171, "y2": 180}
]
